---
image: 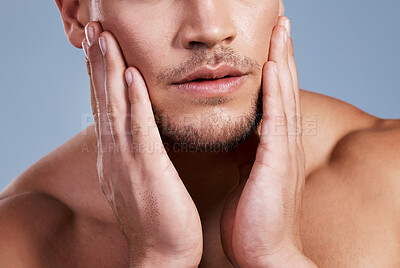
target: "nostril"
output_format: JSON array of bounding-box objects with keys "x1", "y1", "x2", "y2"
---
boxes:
[{"x1": 188, "y1": 41, "x2": 207, "y2": 49}]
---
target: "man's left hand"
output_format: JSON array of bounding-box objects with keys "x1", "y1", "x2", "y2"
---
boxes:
[{"x1": 221, "y1": 16, "x2": 317, "y2": 268}]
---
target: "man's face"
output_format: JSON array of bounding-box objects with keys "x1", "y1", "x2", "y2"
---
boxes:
[{"x1": 91, "y1": 0, "x2": 280, "y2": 151}]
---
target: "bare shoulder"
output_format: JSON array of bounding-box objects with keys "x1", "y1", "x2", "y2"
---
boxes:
[
  {"x1": 0, "y1": 124, "x2": 126, "y2": 265},
  {"x1": 301, "y1": 89, "x2": 400, "y2": 220},
  {"x1": 299, "y1": 89, "x2": 382, "y2": 174},
  {"x1": 0, "y1": 192, "x2": 129, "y2": 268},
  {"x1": 300, "y1": 119, "x2": 400, "y2": 267},
  {"x1": 0, "y1": 192, "x2": 75, "y2": 267},
  {"x1": 329, "y1": 118, "x2": 400, "y2": 185},
  {"x1": 299, "y1": 91, "x2": 400, "y2": 265},
  {"x1": 0, "y1": 124, "x2": 115, "y2": 224}
]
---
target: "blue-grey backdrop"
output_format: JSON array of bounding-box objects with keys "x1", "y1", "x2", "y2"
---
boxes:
[{"x1": 1, "y1": 0, "x2": 399, "y2": 190}]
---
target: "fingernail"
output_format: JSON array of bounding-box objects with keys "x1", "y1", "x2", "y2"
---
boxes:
[
  {"x1": 85, "y1": 25, "x2": 95, "y2": 47},
  {"x1": 99, "y1": 37, "x2": 107, "y2": 56},
  {"x1": 125, "y1": 70, "x2": 133, "y2": 86},
  {"x1": 284, "y1": 30, "x2": 288, "y2": 43},
  {"x1": 284, "y1": 20, "x2": 291, "y2": 37},
  {"x1": 284, "y1": 29, "x2": 288, "y2": 43}
]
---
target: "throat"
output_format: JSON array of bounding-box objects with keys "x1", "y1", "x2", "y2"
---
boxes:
[{"x1": 168, "y1": 150, "x2": 240, "y2": 213}]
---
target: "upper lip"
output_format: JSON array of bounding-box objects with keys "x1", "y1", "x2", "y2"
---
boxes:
[{"x1": 173, "y1": 64, "x2": 246, "y2": 84}]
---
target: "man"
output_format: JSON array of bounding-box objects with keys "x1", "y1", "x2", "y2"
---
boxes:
[{"x1": 1, "y1": 0, "x2": 399, "y2": 267}]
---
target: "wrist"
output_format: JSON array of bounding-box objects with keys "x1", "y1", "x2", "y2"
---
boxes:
[
  {"x1": 125, "y1": 232, "x2": 202, "y2": 268},
  {"x1": 129, "y1": 248, "x2": 201, "y2": 268},
  {"x1": 249, "y1": 249, "x2": 317, "y2": 268},
  {"x1": 129, "y1": 256, "x2": 198, "y2": 268}
]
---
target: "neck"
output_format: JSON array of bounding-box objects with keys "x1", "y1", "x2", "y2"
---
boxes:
[{"x1": 166, "y1": 147, "x2": 240, "y2": 215}]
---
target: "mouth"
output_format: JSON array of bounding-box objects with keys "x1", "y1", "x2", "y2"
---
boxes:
[{"x1": 171, "y1": 64, "x2": 248, "y2": 97}]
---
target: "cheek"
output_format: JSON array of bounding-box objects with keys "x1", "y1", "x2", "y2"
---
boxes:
[
  {"x1": 99, "y1": 9, "x2": 174, "y2": 88},
  {"x1": 233, "y1": 1, "x2": 279, "y2": 65}
]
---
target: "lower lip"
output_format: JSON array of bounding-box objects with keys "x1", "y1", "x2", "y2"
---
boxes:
[{"x1": 172, "y1": 75, "x2": 247, "y2": 97}]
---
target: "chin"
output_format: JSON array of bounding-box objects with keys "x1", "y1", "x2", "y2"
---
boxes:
[{"x1": 154, "y1": 92, "x2": 263, "y2": 153}]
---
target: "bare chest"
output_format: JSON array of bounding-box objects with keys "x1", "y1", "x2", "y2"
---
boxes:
[
  {"x1": 54, "y1": 130, "x2": 400, "y2": 267},
  {"x1": 64, "y1": 180, "x2": 399, "y2": 267}
]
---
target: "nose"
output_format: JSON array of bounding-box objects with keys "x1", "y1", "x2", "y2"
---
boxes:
[{"x1": 178, "y1": 0, "x2": 238, "y2": 49}]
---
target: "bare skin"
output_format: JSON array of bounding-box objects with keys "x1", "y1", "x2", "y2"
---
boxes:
[
  {"x1": 1, "y1": 1, "x2": 400, "y2": 267},
  {"x1": 1, "y1": 92, "x2": 400, "y2": 267}
]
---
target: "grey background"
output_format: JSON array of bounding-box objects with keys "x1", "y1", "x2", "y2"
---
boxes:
[{"x1": 1, "y1": 0, "x2": 399, "y2": 191}]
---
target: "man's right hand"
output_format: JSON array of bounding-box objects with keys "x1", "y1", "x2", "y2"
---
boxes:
[{"x1": 82, "y1": 21, "x2": 202, "y2": 267}]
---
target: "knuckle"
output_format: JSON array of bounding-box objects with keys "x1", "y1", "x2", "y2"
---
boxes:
[
  {"x1": 258, "y1": 140, "x2": 272, "y2": 154},
  {"x1": 91, "y1": 102, "x2": 100, "y2": 124},
  {"x1": 274, "y1": 113, "x2": 288, "y2": 125},
  {"x1": 128, "y1": 91, "x2": 141, "y2": 106},
  {"x1": 90, "y1": 95, "x2": 98, "y2": 112},
  {"x1": 130, "y1": 122, "x2": 144, "y2": 136},
  {"x1": 92, "y1": 110, "x2": 99, "y2": 125},
  {"x1": 106, "y1": 101, "x2": 120, "y2": 124}
]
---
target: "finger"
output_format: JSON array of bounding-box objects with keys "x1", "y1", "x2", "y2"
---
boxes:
[
  {"x1": 83, "y1": 39, "x2": 99, "y2": 139},
  {"x1": 279, "y1": 17, "x2": 305, "y2": 213},
  {"x1": 268, "y1": 24, "x2": 297, "y2": 143},
  {"x1": 277, "y1": 18, "x2": 303, "y2": 156},
  {"x1": 280, "y1": 17, "x2": 302, "y2": 139},
  {"x1": 278, "y1": 17, "x2": 299, "y2": 94},
  {"x1": 98, "y1": 31, "x2": 131, "y2": 153},
  {"x1": 85, "y1": 21, "x2": 113, "y2": 153},
  {"x1": 254, "y1": 61, "x2": 288, "y2": 174},
  {"x1": 288, "y1": 37, "x2": 301, "y2": 134},
  {"x1": 279, "y1": 17, "x2": 304, "y2": 173},
  {"x1": 126, "y1": 67, "x2": 169, "y2": 163},
  {"x1": 287, "y1": 35, "x2": 305, "y2": 175},
  {"x1": 278, "y1": 16, "x2": 299, "y2": 126}
]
